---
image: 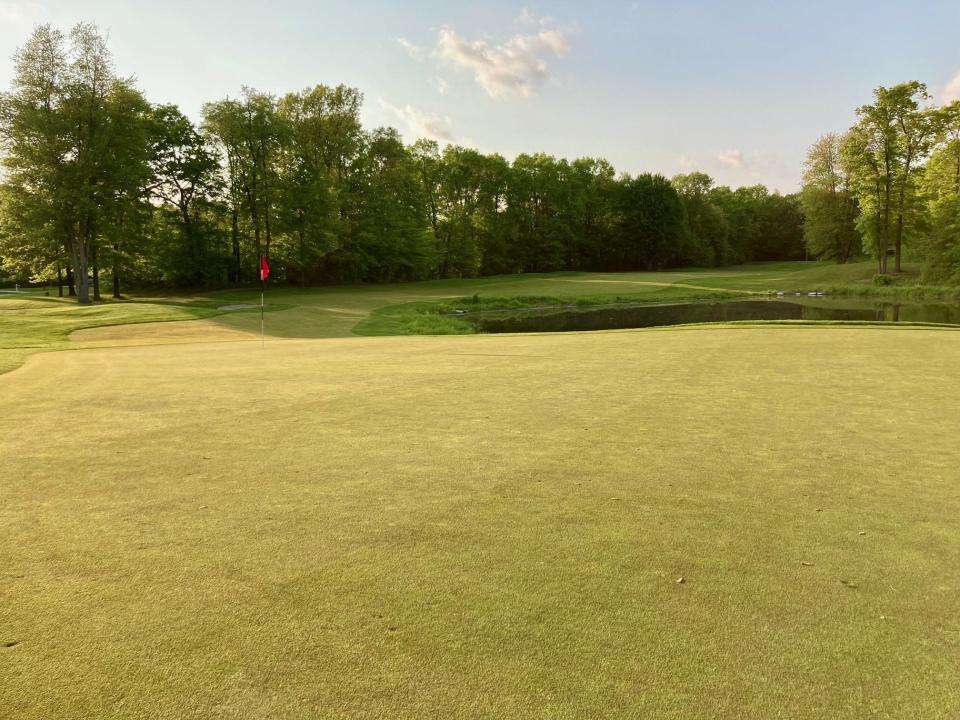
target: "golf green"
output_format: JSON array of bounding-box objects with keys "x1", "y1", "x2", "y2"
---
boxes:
[{"x1": 2, "y1": 325, "x2": 958, "y2": 718}]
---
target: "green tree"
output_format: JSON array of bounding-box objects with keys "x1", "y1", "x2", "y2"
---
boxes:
[
  {"x1": 341, "y1": 128, "x2": 433, "y2": 280},
  {"x1": 203, "y1": 88, "x2": 283, "y2": 279},
  {"x1": 275, "y1": 84, "x2": 363, "y2": 284},
  {"x1": 843, "y1": 82, "x2": 934, "y2": 273},
  {"x1": 0, "y1": 25, "x2": 72, "y2": 291},
  {"x1": 0, "y1": 23, "x2": 151, "y2": 303},
  {"x1": 801, "y1": 133, "x2": 859, "y2": 263},
  {"x1": 563, "y1": 157, "x2": 618, "y2": 271},
  {"x1": 921, "y1": 101, "x2": 960, "y2": 282},
  {"x1": 146, "y1": 104, "x2": 221, "y2": 285},
  {"x1": 673, "y1": 172, "x2": 728, "y2": 266},
  {"x1": 506, "y1": 153, "x2": 573, "y2": 273},
  {"x1": 614, "y1": 174, "x2": 689, "y2": 271}
]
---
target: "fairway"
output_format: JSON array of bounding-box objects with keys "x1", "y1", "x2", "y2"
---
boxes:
[{"x1": 3, "y1": 325, "x2": 959, "y2": 718}]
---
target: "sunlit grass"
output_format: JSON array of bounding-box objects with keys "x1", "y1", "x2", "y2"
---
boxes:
[{"x1": 2, "y1": 327, "x2": 959, "y2": 718}]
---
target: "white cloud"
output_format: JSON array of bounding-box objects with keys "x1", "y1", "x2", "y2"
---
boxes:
[
  {"x1": 378, "y1": 98, "x2": 458, "y2": 144},
  {"x1": 0, "y1": 1, "x2": 47, "y2": 32},
  {"x1": 397, "y1": 37, "x2": 426, "y2": 62},
  {"x1": 516, "y1": 8, "x2": 555, "y2": 26},
  {"x1": 716, "y1": 148, "x2": 748, "y2": 169},
  {"x1": 434, "y1": 24, "x2": 570, "y2": 98},
  {"x1": 943, "y1": 71, "x2": 960, "y2": 104},
  {"x1": 432, "y1": 76, "x2": 449, "y2": 95},
  {"x1": 713, "y1": 149, "x2": 782, "y2": 185}
]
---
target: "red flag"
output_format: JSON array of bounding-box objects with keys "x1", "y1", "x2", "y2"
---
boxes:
[{"x1": 260, "y1": 255, "x2": 270, "y2": 282}]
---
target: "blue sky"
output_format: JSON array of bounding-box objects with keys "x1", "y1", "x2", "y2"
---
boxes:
[{"x1": 2, "y1": 0, "x2": 959, "y2": 190}]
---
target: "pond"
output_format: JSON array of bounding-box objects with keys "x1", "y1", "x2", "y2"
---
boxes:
[{"x1": 472, "y1": 299, "x2": 960, "y2": 334}]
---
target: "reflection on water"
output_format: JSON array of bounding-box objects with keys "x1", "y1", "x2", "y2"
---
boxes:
[{"x1": 474, "y1": 300, "x2": 960, "y2": 334}]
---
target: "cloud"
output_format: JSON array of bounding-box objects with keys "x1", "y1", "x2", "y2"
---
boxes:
[
  {"x1": 0, "y1": 1, "x2": 47, "y2": 32},
  {"x1": 397, "y1": 37, "x2": 426, "y2": 61},
  {"x1": 716, "y1": 148, "x2": 748, "y2": 169},
  {"x1": 434, "y1": 24, "x2": 570, "y2": 98},
  {"x1": 432, "y1": 76, "x2": 449, "y2": 95},
  {"x1": 713, "y1": 148, "x2": 783, "y2": 185},
  {"x1": 516, "y1": 8, "x2": 555, "y2": 26},
  {"x1": 943, "y1": 71, "x2": 960, "y2": 104},
  {"x1": 378, "y1": 98, "x2": 458, "y2": 144}
]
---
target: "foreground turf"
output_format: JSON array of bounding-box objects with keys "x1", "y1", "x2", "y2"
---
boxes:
[{"x1": 2, "y1": 326, "x2": 959, "y2": 718}]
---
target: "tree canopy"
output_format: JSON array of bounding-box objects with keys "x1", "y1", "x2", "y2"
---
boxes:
[
  {"x1": 802, "y1": 81, "x2": 960, "y2": 280},
  {"x1": 0, "y1": 23, "x2": 815, "y2": 298}
]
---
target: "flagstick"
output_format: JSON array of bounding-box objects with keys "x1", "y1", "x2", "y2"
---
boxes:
[{"x1": 260, "y1": 280, "x2": 265, "y2": 349}]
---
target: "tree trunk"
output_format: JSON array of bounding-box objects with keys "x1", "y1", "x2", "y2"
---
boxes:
[
  {"x1": 57, "y1": 265, "x2": 64, "y2": 298},
  {"x1": 111, "y1": 241, "x2": 122, "y2": 298},
  {"x1": 893, "y1": 198, "x2": 905, "y2": 273},
  {"x1": 264, "y1": 200, "x2": 273, "y2": 262},
  {"x1": 181, "y1": 206, "x2": 196, "y2": 284},
  {"x1": 894, "y1": 226, "x2": 903, "y2": 273},
  {"x1": 67, "y1": 266, "x2": 76, "y2": 297},
  {"x1": 881, "y1": 164, "x2": 892, "y2": 276},
  {"x1": 297, "y1": 208, "x2": 306, "y2": 287},
  {"x1": 90, "y1": 232, "x2": 101, "y2": 302},
  {"x1": 248, "y1": 187, "x2": 262, "y2": 263},
  {"x1": 230, "y1": 206, "x2": 240, "y2": 283},
  {"x1": 298, "y1": 228, "x2": 306, "y2": 287},
  {"x1": 69, "y1": 242, "x2": 91, "y2": 305}
]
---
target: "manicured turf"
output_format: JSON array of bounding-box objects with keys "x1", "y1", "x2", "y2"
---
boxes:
[{"x1": 2, "y1": 263, "x2": 959, "y2": 718}]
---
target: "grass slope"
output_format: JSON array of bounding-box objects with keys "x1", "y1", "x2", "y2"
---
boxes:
[
  {"x1": 0, "y1": 296, "x2": 223, "y2": 374},
  {"x1": 2, "y1": 327, "x2": 959, "y2": 719}
]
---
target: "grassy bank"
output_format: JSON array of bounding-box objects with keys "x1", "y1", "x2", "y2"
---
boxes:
[
  {"x1": 353, "y1": 289, "x2": 747, "y2": 336},
  {"x1": 0, "y1": 296, "x2": 224, "y2": 374}
]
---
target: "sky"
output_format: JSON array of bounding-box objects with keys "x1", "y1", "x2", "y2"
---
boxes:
[{"x1": 1, "y1": 0, "x2": 959, "y2": 191}]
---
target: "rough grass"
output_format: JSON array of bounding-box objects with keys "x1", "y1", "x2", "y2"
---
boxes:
[{"x1": 2, "y1": 327, "x2": 959, "y2": 719}]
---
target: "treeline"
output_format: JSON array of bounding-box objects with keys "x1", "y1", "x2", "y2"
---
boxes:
[
  {"x1": 0, "y1": 24, "x2": 804, "y2": 302},
  {"x1": 802, "y1": 81, "x2": 960, "y2": 282}
]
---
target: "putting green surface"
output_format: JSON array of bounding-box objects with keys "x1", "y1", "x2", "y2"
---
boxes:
[{"x1": 2, "y1": 326, "x2": 959, "y2": 718}]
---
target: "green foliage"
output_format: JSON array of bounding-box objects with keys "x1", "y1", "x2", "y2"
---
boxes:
[
  {"x1": 672, "y1": 172, "x2": 728, "y2": 265},
  {"x1": 0, "y1": 23, "x2": 153, "y2": 301},
  {"x1": 873, "y1": 273, "x2": 894, "y2": 286},
  {"x1": 920, "y1": 104, "x2": 960, "y2": 284},
  {"x1": 352, "y1": 301, "x2": 475, "y2": 336},
  {"x1": 8, "y1": 30, "x2": 960, "y2": 294},
  {"x1": 801, "y1": 134, "x2": 860, "y2": 263},
  {"x1": 146, "y1": 104, "x2": 223, "y2": 286},
  {"x1": 840, "y1": 82, "x2": 937, "y2": 274},
  {"x1": 612, "y1": 174, "x2": 690, "y2": 270}
]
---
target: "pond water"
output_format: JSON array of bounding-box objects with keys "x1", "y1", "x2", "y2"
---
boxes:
[{"x1": 473, "y1": 299, "x2": 960, "y2": 334}]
